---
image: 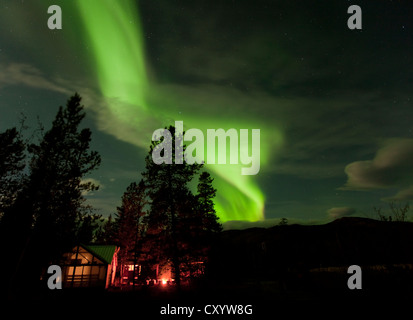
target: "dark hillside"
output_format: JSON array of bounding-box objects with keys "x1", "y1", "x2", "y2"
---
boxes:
[{"x1": 209, "y1": 217, "x2": 413, "y2": 280}]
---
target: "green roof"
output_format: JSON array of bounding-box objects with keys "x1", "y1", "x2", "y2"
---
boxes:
[{"x1": 83, "y1": 245, "x2": 117, "y2": 264}]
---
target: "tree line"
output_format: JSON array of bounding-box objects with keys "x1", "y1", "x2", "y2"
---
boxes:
[
  {"x1": 96, "y1": 125, "x2": 222, "y2": 288},
  {"x1": 0, "y1": 94, "x2": 101, "y2": 297},
  {"x1": 0, "y1": 93, "x2": 221, "y2": 296}
]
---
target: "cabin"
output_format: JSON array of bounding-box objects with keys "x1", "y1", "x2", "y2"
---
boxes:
[{"x1": 60, "y1": 244, "x2": 119, "y2": 289}]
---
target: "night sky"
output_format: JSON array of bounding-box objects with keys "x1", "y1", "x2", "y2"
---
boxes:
[{"x1": 1, "y1": 0, "x2": 412, "y2": 228}]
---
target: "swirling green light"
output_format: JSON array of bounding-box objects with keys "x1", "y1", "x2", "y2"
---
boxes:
[
  {"x1": 76, "y1": 0, "x2": 148, "y2": 115},
  {"x1": 73, "y1": 0, "x2": 282, "y2": 222}
]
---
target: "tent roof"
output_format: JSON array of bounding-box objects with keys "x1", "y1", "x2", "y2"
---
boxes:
[{"x1": 82, "y1": 245, "x2": 117, "y2": 264}]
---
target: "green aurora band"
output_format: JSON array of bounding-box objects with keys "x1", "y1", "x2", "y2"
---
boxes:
[{"x1": 74, "y1": 0, "x2": 282, "y2": 222}]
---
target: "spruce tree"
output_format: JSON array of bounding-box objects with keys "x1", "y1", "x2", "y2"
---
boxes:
[
  {"x1": 0, "y1": 127, "x2": 26, "y2": 220},
  {"x1": 142, "y1": 125, "x2": 202, "y2": 288},
  {"x1": 27, "y1": 93, "x2": 101, "y2": 259},
  {"x1": 180, "y1": 171, "x2": 222, "y2": 278},
  {"x1": 115, "y1": 179, "x2": 147, "y2": 286},
  {"x1": 95, "y1": 214, "x2": 117, "y2": 244},
  {"x1": 1, "y1": 93, "x2": 101, "y2": 293},
  {"x1": 197, "y1": 171, "x2": 222, "y2": 234}
]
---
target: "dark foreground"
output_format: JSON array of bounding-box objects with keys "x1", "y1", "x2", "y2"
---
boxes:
[
  {"x1": 4, "y1": 217, "x2": 413, "y2": 317},
  {"x1": 7, "y1": 267, "x2": 413, "y2": 318}
]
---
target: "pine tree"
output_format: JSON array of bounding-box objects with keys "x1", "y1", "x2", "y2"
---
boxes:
[
  {"x1": 115, "y1": 179, "x2": 147, "y2": 286},
  {"x1": 142, "y1": 125, "x2": 202, "y2": 288},
  {"x1": 95, "y1": 214, "x2": 118, "y2": 244},
  {"x1": 197, "y1": 171, "x2": 222, "y2": 234},
  {"x1": 1, "y1": 93, "x2": 101, "y2": 293},
  {"x1": 28, "y1": 93, "x2": 101, "y2": 257},
  {"x1": 180, "y1": 171, "x2": 222, "y2": 278},
  {"x1": 0, "y1": 127, "x2": 26, "y2": 220},
  {"x1": 75, "y1": 212, "x2": 103, "y2": 244}
]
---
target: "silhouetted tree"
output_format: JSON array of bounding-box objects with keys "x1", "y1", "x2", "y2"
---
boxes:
[
  {"x1": 180, "y1": 171, "x2": 222, "y2": 278},
  {"x1": 115, "y1": 179, "x2": 147, "y2": 286},
  {"x1": 0, "y1": 127, "x2": 26, "y2": 220},
  {"x1": 196, "y1": 171, "x2": 222, "y2": 234},
  {"x1": 75, "y1": 212, "x2": 103, "y2": 243},
  {"x1": 1, "y1": 93, "x2": 101, "y2": 295},
  {"x1": 95, "y1": 214, "x2": 118, "y2": 244},
  {"x1": 142, "y1": 125, "x2": 203, "y2": 288},
  {"x1": 374, "y1": 201, "x2": 410, "y2": 222}
]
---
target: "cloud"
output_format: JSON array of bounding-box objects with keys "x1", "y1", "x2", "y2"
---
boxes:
[
  {"x1": 383, "y1": 185, "x2": 413, "y2": 202},
  {"x1": 0, "y1": 63, "x2": 158, "y2": 150},
  {"x1": 327, "y1": 207, "x2": 356, "y2": 219},
  {"x1": 73, "y1": 88, "x2": 165, "y2": 151},
  {"x1": 340, "y1": 138, "x2": 413, "y2": 190},
  {"x1": 0, "y1": 63, "x2": 72, "y2": 94}
]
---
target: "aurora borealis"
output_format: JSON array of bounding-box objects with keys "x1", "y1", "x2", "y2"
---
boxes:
[
  {"x1": 1, "y1": 1, "x2": 413, "y2": 227},
  {"x1": 73, "y1": 0, "x2": 276, "y2": 222},
  {"x1": 76, "y1": 1, "x2": 148, "y2": 112}
]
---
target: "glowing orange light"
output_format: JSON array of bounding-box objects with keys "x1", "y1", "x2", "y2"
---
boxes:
[{"x1": 162, "y1": 279, "x2": 167, "y2": 285}]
